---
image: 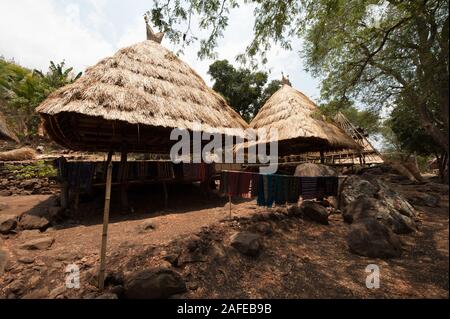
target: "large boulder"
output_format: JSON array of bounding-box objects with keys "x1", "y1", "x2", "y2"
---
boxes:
[
  {"x1": 301, "y1": 201, "x2": 329, "y2": 225},
  {"x1": 0, "y1": 214, "x2": 18, "y2": 234},
  {"x1": 229, "y1": 231, "x2": 262, "y2": 257},
  {"x1": 19, "y1": 236, "x2": 54, "y2": 250},
  {"x1": 339, "y1": 176, "x2": 378, "y2": 208},
  {"x1": 19, "y1": 214, "x2": 51, "y2": 231},
  {"x1": 124, "y1": 268, "x2": 186, "y2": 299},
  {"x1": 340, "y1": 175, "x2": 417, "y2": 234},
  {"x1": 294, "y1": 163, "x2": 337, "y2": 177},
  {"x1": 347, "y1": 218, "x2": 402, "y2": 258}
]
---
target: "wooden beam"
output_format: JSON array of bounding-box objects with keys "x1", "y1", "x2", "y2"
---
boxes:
[{"x1": 98, "y1": 150, "x2": 113, "y2": 291}]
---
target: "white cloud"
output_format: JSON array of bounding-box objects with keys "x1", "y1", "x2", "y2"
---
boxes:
[{"x1": 0, "y1": 0, "x2": 114, "y2": 72}]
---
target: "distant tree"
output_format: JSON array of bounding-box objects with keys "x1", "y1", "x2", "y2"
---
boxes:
[
  {"x1": 208, "y1": 60, "x2": 280, "y2": 122},
  {"x1": 319, "y1": 100, "x2": 382, "y2": 137},
  {"x1": 385, "y1": 97, "x2": 448, "y2": 181},
  {"x1": 0, "y1": 59, "x2": 81, "y2": 138}
]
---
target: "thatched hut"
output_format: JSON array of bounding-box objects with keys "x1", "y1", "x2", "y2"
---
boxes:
[
  {"x1": 37, "y1": 39, "x2": 248, "y2": 154},
  {"x1": 248, "y1": 80, "x2": 360, "y2": 156},
  {"x1": 36, "y1": 24, "x2": 249, "y2": 290},
  {"x1": 0, "y1": 111, "x2": 19, "y2": 143}
]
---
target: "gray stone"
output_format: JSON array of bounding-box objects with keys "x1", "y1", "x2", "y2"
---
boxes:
[
  {"x1": 347, "y1": 218, "x2": 402, "y2": 258},
  {"x1": 294, "y1": 163, "x2": 338, "y2": 177},
  {"x1": 301, "y1": 201, "x2": 329, "y2": 225},
  {"x1": 0, "y1": 214, "x2": 17, "y2": 234},
  {"x1": 124, "y1": 268, "x2": 186, "y2": 299},
  {"x1": 230, "y1": 231, "x2": 262, "y2": 257},
  {"x1": 408, "y1": 193, "x2": 440, "y2": 208},
  {"x1": 19, "y1": 236, "x2": 54, "y2": 250},
  {"x1": 340, "y1": 175, "x2": 417, "y2": 234}
]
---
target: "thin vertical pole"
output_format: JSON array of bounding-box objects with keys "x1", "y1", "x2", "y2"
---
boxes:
[
  {"x1": 229, "y1": 195, "x2": 232, "y2": 219},
  {"x1": 98, "y1": 151, "x2": 113, "y2": 290},
  {"x1": 119, "y1": 148, "x2": 129, "y2": 212}
]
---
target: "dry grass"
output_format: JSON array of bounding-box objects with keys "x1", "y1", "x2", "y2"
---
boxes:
[
  {"x1": 0, "y1": 147, "x2": 37, "y2": 161},
  {"x1": 37, "y1": 40, "x2": 248, "y2": 138},
  {"x1": 249, "y1": 85, "x2": 360, "y2": 151}
]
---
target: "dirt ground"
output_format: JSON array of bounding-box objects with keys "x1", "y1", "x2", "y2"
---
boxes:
[{"x1": 0, "y1": 176, "x2": 448, "y2": 299}]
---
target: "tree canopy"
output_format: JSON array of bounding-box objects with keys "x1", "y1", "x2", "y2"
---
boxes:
[
  {"x1": 147, "y1": 0, "x2": 448, "y2": 155},
  {"x1": 208, "y1": 59, "x2": 281, "y2": 122},
  {"x1": 0, "y1": 58, "x2": 81, "y2": 138}
]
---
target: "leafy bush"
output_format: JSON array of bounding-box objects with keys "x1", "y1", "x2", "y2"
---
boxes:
[{"x1": 4, "y1": 160, "x2": 57, "y2": 179}]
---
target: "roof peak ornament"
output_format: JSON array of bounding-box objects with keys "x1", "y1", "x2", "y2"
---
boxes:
[
  {"x1": 281, "y1": 72, "x2": 292, "y2": 86},
  {"x1": 144, "y1": 16, "x2": 165, "y2": 44}
]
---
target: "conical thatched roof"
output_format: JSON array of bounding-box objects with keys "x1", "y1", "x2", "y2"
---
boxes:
[
  {"x1": 248, "y1": 84, "x2": 360, "y2": 154},
  {"x1": 0, "y1": 111, "x2": 19, "y2": 143},
  {"x1": 37, "y1": 40, "x2": 248, "y2": 153}
]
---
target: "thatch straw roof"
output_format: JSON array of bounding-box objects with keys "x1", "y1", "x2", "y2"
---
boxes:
[
  {"x1": 0, "y1": 111, "x2": 19, "y2": 143},
  {"x1": 37, "y1": 40, "x2": 248, "y2": 153},
  {"x1": 248, "y1": 84, "x2": 360, "y2": 154}
]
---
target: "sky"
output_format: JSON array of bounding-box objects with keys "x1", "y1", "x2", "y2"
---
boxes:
[{"x1": 0, "y1": 0, "x2": 321, "y2": 100}]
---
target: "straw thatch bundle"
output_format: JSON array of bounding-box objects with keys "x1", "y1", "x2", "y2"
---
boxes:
[
  {"x1": 0, "y1": 111, "x2": 19, "y2": 143},
  {"x1": 249, "y1": 85, "x2": 360, "y2": 154},
  {"x1": 37, "y1": 40, "x2": 248, "y2": 153},
  {"x1": 0, "y1": 147, "x2": 36, "y2": 161}
]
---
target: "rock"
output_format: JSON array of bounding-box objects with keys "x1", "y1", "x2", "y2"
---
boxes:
[
  {"x1": 0, "y1": 249, "x2": 8, "y2": 275},
  {"x1": 96, "y1": 293, "x2": 118, "y2": 299},
  {"x1": 0, "y1": 190, "x2": 12, "y2": 196},
  {"x1": 48, "y1": 285, "x2": 66, "y2": 299},
  {"x1": 8, "y1": 280, "x2": 25, "y2": 294},
  {"x1": 339, "y1": 176, "x2": 378, "y2": 208},
  {"x1": 345, "y1": 196, "x2": 416, "y2": 234},
  {"x1": 347, "y1": 218, "x2": 402, "y2": 258},
  {"x1": 0, "y1": 214, "x2": 17, "y2": 234},
  {"x1": 140, "y1": 220, "x2": 156, "y2": 232},
  {"x1": 19, "y1": 236, "x2": 54, "y2": 250},
  {"x1": 253, "y1": 222, "x2": 273, "y2": 235},
  {"x1": 229, "y1": 231, "x2": 262, "y2": 257},
  {"x1": 340, "y1": 175, "x2": 417, "y2": 234},
  {"x1": 124, "y1": 268, "x2": 187, "y2": 299},
  {"x1": 322, "y1": 196, "x2": 338, "y2": 208},
  {"x1": 301, "y1": 201, "x2": 329, "y2": 225},
  {"x1": 20, "y1": 179, "x2": 38, "y2": 190},
  {"x1": 287, "y1": 205, "x2": 302, "y2": 216},
  {"x1": 187, "y1": 282, "x2": 199, "y2": 291},
  {"x1": 162, "y1": 253, "x2": 180, "y2": 266},
  {"x1": 408, "y1": 193, "x2": 440, "y2": 208},
  {"x1": 18, "y1": 256, "x2": 35, "y2": 264},
  {"x1": 19, "y1": 214, "x2": 51, "y2": 231},
  {"x1": 294, "y1": 163, "x2": 337, "y2": 177},
  {"x1": 22, "y1": 287, "x2": 50, "y2": 299},
  {"x1": 185, "y1": 235, "x2": 201, "y2": 252}
]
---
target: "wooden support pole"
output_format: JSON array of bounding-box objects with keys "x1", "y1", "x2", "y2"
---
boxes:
[
  {"x1": 229, "y1": 195, "x2": 232, "y2": 219},
  {"x1": 98, "y1": 151, "x2": 113, "y2": 291},
  {"x1": 320, "y1": 149, "x2": 325, "y2": 164},
  {"x1": 119, "y1": 148, "x2": 129, "y2": 212}
]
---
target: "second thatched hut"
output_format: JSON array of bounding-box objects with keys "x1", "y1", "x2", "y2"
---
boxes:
[{"x1": 248, "y1": 80, "x2": 360, "y2": 157}]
